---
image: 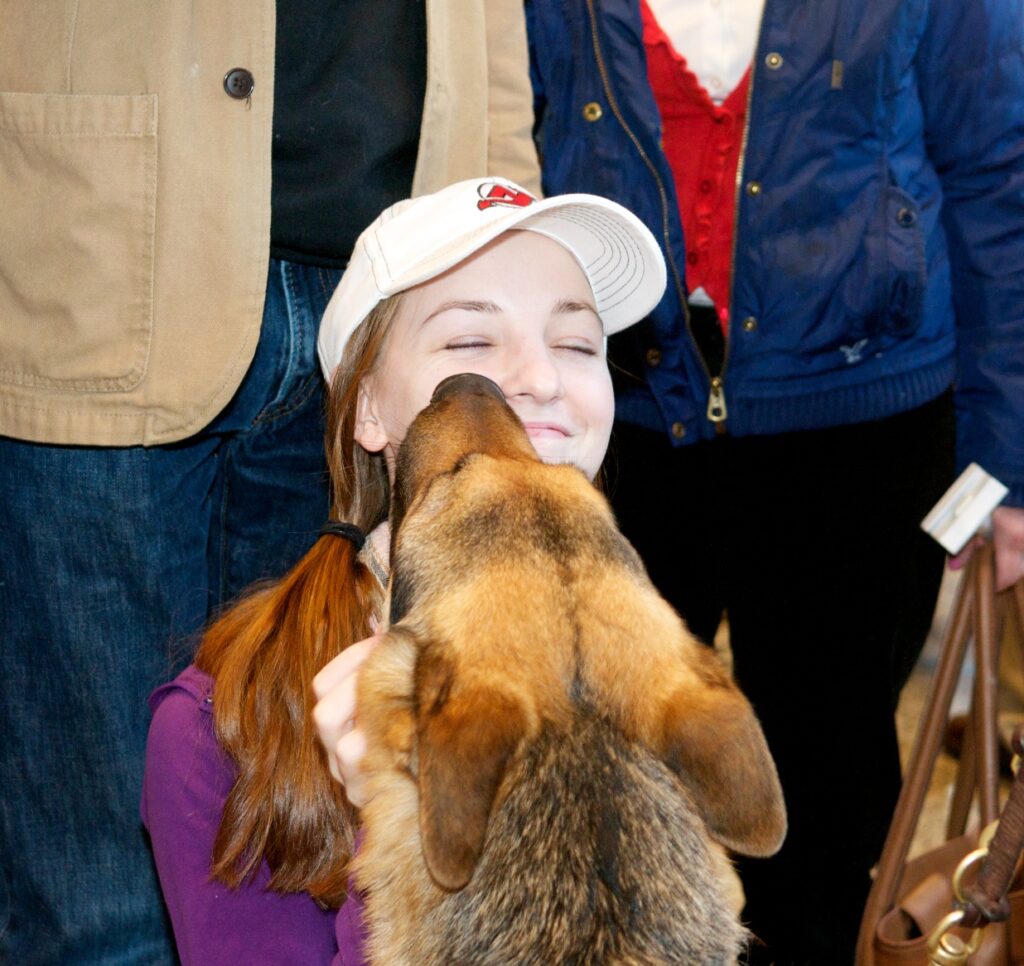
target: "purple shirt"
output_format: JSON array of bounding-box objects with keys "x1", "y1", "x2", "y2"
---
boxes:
[{"x1": 141, "y1": 665, "x2": 367, "y2": 965}]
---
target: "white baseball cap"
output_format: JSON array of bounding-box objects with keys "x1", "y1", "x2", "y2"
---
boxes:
[{"x1": 317, "y1": 177, "x2": 667, "y2": 380}]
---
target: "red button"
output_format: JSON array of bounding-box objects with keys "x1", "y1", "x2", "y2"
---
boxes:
[
  {"x1": 686, "y1": 251, "x2": 699, "y2": 265},
  {"x1": 700, "y1": 180, "x2": 713, "y2": 193}
]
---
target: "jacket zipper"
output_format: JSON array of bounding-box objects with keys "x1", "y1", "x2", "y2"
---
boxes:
[
  {"x1": 714, "y1": 5, "x2": 766, "y2": 431},
  {"x1": 584, "y1": 0, "x2": 713, "y2": 418}
]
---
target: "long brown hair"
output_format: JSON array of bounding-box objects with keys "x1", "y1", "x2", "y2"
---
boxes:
[{"x1": 194, "y1": 295, "x2": 401, "y2": 905}]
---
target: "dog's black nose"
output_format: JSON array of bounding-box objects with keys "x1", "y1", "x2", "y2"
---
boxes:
[{"x1": 431, "y1": 373, "x2": 505, "y2": 405}]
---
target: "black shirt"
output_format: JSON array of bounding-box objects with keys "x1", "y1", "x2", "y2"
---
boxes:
[{"x1": 270, "y1": 0, "x2": 427, "y2": 267}]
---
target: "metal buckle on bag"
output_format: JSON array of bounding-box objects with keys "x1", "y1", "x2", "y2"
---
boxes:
[
  {"x1": 951, "y1": 821, "x2": 999, "y2": 906},
  {"x1": 925, "y1": 821, "x2": 1000, "y2": 965},
  {"x1": 926, "y1": 909, "x2": 983, "y2": 965}
]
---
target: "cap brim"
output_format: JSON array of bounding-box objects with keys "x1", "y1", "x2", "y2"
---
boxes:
[
  {"x1": 513, "y1": 196, "x2": 666, "y2": 335},
  {"x1": 317, "y1": 183, "x2": 666, "y2": 381}
]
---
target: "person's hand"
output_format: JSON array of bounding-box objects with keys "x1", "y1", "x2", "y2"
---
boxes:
[
  {"x1": 992, "y1": 506, "x2": 1024, "y2": 590},
  {"x1": 948, "y1": 506, "x2": 1024, "y2": 592},
  {"x1": 312, "y1": 634, "x2": 381, "y2": 808}
]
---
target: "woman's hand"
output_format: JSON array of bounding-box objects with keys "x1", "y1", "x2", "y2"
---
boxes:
[
  {"x1": 312, "y1": 634, "x2": 381, "y2": 808},
  {"x1": 948, "y1": 506, "x2": 1024, "y2": 592}
]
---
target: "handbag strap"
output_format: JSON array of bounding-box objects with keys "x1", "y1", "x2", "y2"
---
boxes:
[
  {"x1": 961, "y1": 733, "x2": 1024, "y2": 927},
  {"x1": 959, "y1": 584, "x2": 1024, "y2": 928},
  {"x1": 973, "y1": 546, "x2": 1002, "y2": 827},
  {"x1": 856, "y1": 547, "x2": 999, "y2": 965}
]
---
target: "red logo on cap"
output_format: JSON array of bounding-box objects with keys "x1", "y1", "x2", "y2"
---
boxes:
[{"x1": 476, "y1": 183, "x2": 537, "y2": 211}]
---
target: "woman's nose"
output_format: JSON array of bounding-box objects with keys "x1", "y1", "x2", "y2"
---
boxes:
[{"x1": 501, "y1": 342, "x2": 564, "y2": 403}]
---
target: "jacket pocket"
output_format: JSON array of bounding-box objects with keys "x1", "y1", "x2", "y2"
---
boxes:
[
  {"x1": 0, "y1": 91, "x2": 157, "y2": 391},
  {"x1": 880, "y1": 185, "x2": 926, "y2": 335}
]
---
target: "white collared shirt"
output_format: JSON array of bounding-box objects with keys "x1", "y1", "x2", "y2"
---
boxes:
[{"x1": 645, "y1": 0, "x2": 764, "y2": 104}]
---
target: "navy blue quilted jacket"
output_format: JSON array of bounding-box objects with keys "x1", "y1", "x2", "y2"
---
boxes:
[{"x1": 527, "y1": 0, "x2": 1024, "y2": 504}]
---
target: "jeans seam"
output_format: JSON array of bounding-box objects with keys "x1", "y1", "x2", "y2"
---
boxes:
[
  {"x1": 218, "y1": 449, "x2": 232, "y2": 606},
  {"x1": 252, "y1": 261, "x2": 302, "y2": 425},
  {"x1": 287, "y1": 261, "x2": 305, "y2": 387},
  {"x1": 316, "y1": 266, "x2": 334, "y2": 305},
  {"x1": 253, "y1": 261, "x2": 333, "y2": 427},
  {"x1": 251, "y1": 369, "x2": 320, "y2": 426},
  {"x1": 0, "y1": 862, "x2": 9, "y2": 944}
]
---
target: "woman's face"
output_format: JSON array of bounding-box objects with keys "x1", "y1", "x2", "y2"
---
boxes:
[{"x1": 355, "y1": 230, "x2": 615, "y2": 481}]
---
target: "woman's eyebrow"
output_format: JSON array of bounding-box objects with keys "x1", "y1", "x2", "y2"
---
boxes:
[
  {"x1": 553, "y1": 297, "x2": 600, "y2": 317},
  {"x1": 422, "y1": 300, "x2": 501, "y2": 326}
]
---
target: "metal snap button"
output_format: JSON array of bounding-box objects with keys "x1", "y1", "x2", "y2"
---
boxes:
[
  {"x1": 742, "y1": 316, "x2": 758, "y2": 332},
  {"x1": 746, "y1": 181, "x2": 762, "y2": 197},
  {"x1": 765, "y1": 52, "x2": 784, "y2": 70},
  {"x1": 223, "y1": 68, "x2": 255, "y2": 100},
  {"x1": 896, "y1": 207, "x2": 917, "y2": 227},
  {"x1": 645, "y1": 348, "x2": 662, "y2": 367},
  {"x1": 671, "y1": 422, "x2": 686, "y2": 439},
  {"x1": 582, "y1": 101, "x2": 603, "y2": 122}
]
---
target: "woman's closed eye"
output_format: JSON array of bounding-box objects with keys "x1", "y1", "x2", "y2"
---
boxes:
[
  {"x1": 443, "y1": 338, "x2": 493, "y2": 351},
  {"x1": 554, "y1": 340, "x2": 599, "y2": 357},
  {"x1": 548, "y1": 299, "x2": 603, "y2": 358}
]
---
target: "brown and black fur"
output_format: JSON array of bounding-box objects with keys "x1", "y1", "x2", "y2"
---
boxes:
[{"x1": 354, "y1": 373, "x2": 787, "y2": 965}]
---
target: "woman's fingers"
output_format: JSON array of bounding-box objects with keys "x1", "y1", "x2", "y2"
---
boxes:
[
  {"x1": 312, "y1": 672, "x2": 360, "y2": 784},
  {"x1": 947, "y1": 534, "x2": 984, "y2": 573},
  {"x1": 336, "y1": 727, "x2": 370, "y2": 808},
  {"x1": 993, "y1": 506, "x2": 1024, "y2": 592},
  {"x1": 312, "y1": 634, "x2": 380, "y2": 700},
  {"x1": 946, "y1": 508, "x2": 1024, "y2": 593},
  {"x1": 312, "y1": 634, "x2": 381, "y2": 789}
]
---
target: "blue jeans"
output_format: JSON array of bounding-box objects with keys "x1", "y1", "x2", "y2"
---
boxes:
[{"x1": 0, "y1": 259, "x2": 343, "y2": 964}]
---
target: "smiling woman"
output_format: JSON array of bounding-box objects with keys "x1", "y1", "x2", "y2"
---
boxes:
[
  {"x1": 141, "y1": 177, "x2": 666, "y2": 965},
  {"x1": 356, "y1": 231, "x2": 615, "y2": 480}
]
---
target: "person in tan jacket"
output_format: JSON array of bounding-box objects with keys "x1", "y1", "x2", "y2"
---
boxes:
[{"x1": 0, "y1": 2, "x2": 539, "y2": 962}]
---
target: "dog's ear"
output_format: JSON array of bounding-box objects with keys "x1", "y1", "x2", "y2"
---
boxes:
[
  {"x1": 660, "y1": 648, "x2": 787, "y2": 857},
  {"x1": 415, "y1": 652, "x2": 527, "y2": 891}
]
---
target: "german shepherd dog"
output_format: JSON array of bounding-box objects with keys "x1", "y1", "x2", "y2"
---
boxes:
[{"x1": 353, "y1": 373, "x2": 786, "y2": 965}]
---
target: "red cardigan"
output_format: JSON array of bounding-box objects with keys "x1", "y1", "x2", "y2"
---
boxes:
[{"x1": 640, "y1": 0, "x2": 750, "y2": 334}]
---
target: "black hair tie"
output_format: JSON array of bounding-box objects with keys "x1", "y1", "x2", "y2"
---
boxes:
[{"x1": 318, "y1": 521, "x2": 366, "y2": 552}]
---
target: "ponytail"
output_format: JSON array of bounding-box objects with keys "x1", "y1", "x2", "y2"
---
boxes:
[
  {"x1": 196, "y1": 536, "x2": 379, "y2": 902},
  {"x1": 194, "y1": 295, "x2": 400, "y2": 905}
]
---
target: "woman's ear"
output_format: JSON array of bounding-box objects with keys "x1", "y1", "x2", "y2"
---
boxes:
[{"x1": 354, "y1": 379, "x2": 389, "y2": 453}]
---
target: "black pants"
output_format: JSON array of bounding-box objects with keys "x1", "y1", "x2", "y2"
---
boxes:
[{"x1": 607, "y1": 392, "x2": 955, "y2": 965}]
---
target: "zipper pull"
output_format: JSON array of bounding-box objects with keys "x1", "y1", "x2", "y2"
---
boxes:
[{"x1": 707, "y1": 377, "x2": 728, "y2": 425}]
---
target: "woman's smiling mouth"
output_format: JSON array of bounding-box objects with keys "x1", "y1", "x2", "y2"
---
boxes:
[{"x1": 520, "y1": 421, "x2": 571, "y2": 439}]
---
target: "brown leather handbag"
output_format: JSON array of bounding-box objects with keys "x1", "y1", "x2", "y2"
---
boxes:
[{"x1": 857, "y1": 546, "x2": 1024, "y2": 966}]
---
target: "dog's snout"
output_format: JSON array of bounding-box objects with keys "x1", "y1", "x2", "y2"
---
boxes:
[{"x1": 431, "y1": 373, "x2": 505, "y2": 405}]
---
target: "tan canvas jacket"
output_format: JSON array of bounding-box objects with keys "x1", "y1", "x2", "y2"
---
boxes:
[{"x1": 0, "y1": 0, "x2": 540, "y2": 445}]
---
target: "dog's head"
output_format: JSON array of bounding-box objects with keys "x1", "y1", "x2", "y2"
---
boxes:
[
  {"x1": 389, "y1": 372, "x2": 537, "y2": 543},
  {"x1": 387, "y1": 372, "x2": 562, "y2": 629},
  {"x1": 377, "y1": 374, "x2": 785, "y2": 892}
]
